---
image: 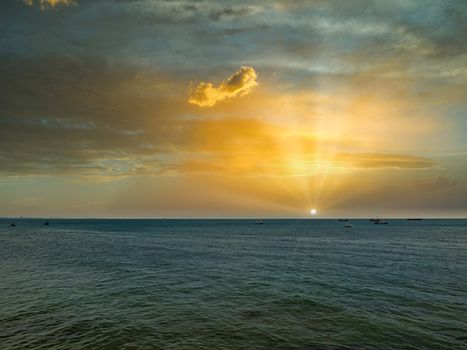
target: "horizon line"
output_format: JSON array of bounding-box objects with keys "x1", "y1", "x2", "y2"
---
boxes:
[{"x1": 1, "y1": 216, "x2": 466, "y2": 220}]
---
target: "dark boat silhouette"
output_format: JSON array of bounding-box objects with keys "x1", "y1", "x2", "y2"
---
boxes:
[
  {"x1": 338, "y1": 219, "x2": 349, "y2": 222},
  {"x1": 44, "y1": 221, "x2": 50, "y2": 226},
  {"x1": 10, "y1": 223, "x2": 16, "y2": 227},
  {"x1": 407, "y1": 218, "x2": 422, "y2": 221},
  {"x1": 374, "y1": 218, "x2": 388, "y2": 225},
  {"x1": 254, "y1": 220, "x2": 264, "y2": 225}
]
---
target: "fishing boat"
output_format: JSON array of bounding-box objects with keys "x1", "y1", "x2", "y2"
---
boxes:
[
  {"x1": 344, "y1": 223, "x2": 353, "y2": 228},
  {"x1": 374, "y1": 218, "x2": 388, "y2": 225}
]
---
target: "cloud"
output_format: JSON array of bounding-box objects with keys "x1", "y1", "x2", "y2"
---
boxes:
[
  {"x1": 188, "y1": 66, "x2": 258, "y2": 107},
  {"x1": 334, "y1": 153, "x2": 436, "y2": 170},
  {"x1": 209, "y1": 6, "x2": 253, "y2": 21},
  {"x1": 0, "y1": 54, "x2": 190, "y2": 177},
  {"x1": 0, "y1": 54, "x2": 442, "y2": 178},
  {"x1": 413, "y1": 176, "x2": 458, "y2": 191},
  {"x1": 22, "y1": 0, "x2": 74, "y2": 9}
]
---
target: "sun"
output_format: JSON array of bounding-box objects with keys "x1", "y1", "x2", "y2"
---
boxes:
[{"x1": 310, "y1": 208, "x2": 317, "y2": 216}]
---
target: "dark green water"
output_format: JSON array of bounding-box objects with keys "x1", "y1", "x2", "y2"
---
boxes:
[{"x1": 0, "y1": 219, "x2": 466, "y2": 349}]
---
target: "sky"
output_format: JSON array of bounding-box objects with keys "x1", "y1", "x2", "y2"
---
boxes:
[{"x1": 1, "y1": 0, "x2": 467, "y2": 218}]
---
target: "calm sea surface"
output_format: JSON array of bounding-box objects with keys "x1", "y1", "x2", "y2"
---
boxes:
[{"x1": 0, "y1": 219, "x2": 466, "y2": 349}]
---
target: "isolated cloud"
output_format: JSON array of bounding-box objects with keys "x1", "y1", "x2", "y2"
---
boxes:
[
  {"x1": 23, "y1": 0, "x2": 74, "y2": 9},
  {"x1": 188, "y1": 66, "x2": 258, "y2": 107}
]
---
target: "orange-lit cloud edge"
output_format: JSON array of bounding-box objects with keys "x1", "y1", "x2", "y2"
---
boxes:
[{"x1": 23, "y1": 0, "x2": 74, "y2": 9}]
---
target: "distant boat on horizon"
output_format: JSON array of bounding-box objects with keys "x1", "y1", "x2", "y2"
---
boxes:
[
  {"x1": 338, "y1": 219, "x2": 349, "y2": 222},
  {"x1": 10, "y1": 223, "x2": 16, "y2": 227},
  {"x1": 254, "y1": 220, "x2": 264, "y2": 225},
  {"x1": 407, "y1": 218, "x2": 423, "y2": 221},
  {"x1": 344, "y1": 223, "x2": 353, "y2": 228},
  {"x1": 374, "y1": 218, "x2": 388, "y2": 225},
  {"x1": 44, "y1": 221, "x2": 50, "y2": 226}
]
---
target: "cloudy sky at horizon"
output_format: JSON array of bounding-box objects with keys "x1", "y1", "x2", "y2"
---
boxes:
[{"x1": 1, "y1": 0, "x2": 467, "y2": 217}]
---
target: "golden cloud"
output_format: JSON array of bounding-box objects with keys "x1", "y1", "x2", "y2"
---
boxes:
[
  {"x1": 151, "y1": 118, "x2": 435, "y2": 177},
  {"x1": 188, "y1": 66, "x2": 258, "y2": 107},
  {"x1": 333, "y1": 153, "x2": 436, "y2": 170},
  {"x1": 23, "y1": 0, "x2": 74, "y2": 9}
]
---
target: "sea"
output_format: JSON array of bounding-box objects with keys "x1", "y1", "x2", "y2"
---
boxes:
[{"x1": 0, "y1": 219, "x2": 466, "y2": 350}]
